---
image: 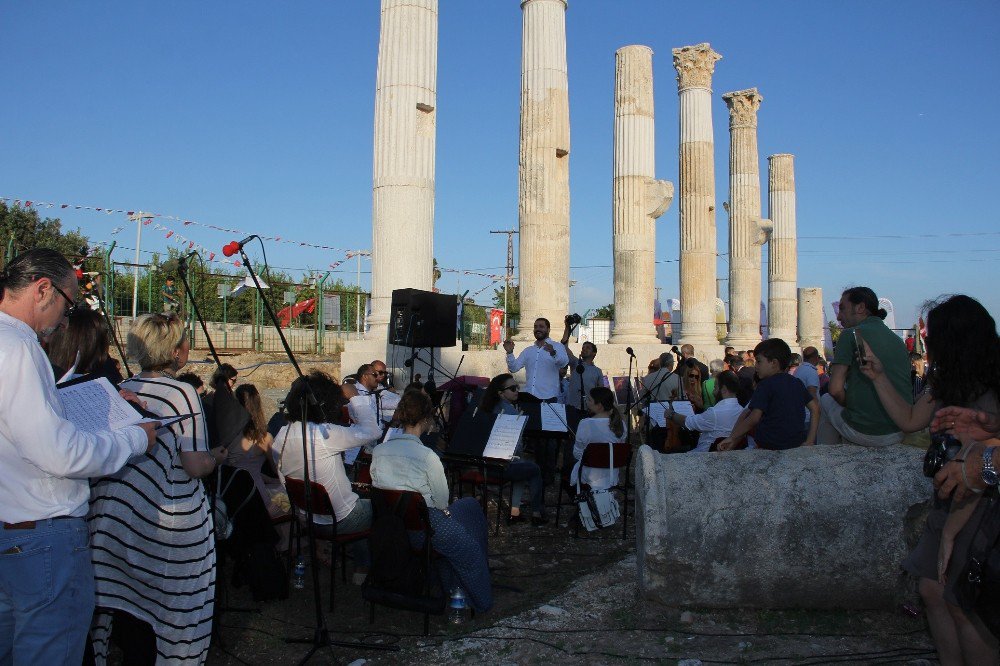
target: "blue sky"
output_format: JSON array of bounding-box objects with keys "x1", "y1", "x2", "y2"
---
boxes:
[{"x1": 2, "y1": 1, "x2": 998, "y2": 328}]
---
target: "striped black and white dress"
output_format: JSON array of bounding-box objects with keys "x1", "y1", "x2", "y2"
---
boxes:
[{"x1": 88, "y1": 375, "x2": 215, "y2": 664}]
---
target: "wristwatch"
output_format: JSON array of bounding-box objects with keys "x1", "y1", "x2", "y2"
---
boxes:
[{"x1": 982, "y1": 447, "x2": 999, "y2": 487}]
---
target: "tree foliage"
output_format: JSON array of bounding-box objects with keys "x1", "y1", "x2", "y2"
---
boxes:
[
  {"x1": 592, "y1": 303, "x2": 615, "y2": 320},
  {"x1": 1, "y1": 202, "x2": 91, "y2": 265}
]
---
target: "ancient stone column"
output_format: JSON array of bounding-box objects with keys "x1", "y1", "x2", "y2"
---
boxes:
[
  {"x1": 515, "y1": 0, "x2": 571, "y2": 339},
  {"x1": 767, "y1": 153, "x2": 798, "y2": 342},
  {"x1": 608, "y1": 45, "x2": 674, "y2": 345},
  {"x1": 673, "y1": 43, "x2": 722, "y2": 349},
  {"x1": 368, "y1": 0, "x2": 438, "y2": 339},
  {"x1": 798, "y1": 287, "x2": 825, "y2": 354},
  {"x1": 723, "y1": 88, "x2": 771, "y2": 349}
]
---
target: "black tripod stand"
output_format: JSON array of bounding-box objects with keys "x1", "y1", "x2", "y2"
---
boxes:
[{"x1": 235, "y1": 237, "x2": 396, "y2": 663}]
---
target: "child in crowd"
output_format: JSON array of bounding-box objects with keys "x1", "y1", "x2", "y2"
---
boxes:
[{"x1": 718, "y1": 338, "x2": 819, "y2": 451}]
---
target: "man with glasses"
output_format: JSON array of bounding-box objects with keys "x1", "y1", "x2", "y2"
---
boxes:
[{"x1": 0, "y1": 249, "x2": 158, "y2": 664}]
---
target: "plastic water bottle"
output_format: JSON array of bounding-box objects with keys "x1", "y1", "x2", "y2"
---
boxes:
[
  {"x1": 448, "y1": 586, "x2": 468, "y2": 625},
  {"x1": 292, "y1": 556, "x2": 306, "y2": 590}
]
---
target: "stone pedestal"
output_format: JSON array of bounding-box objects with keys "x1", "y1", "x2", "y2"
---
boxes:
[
  {"x1": 798, "y1": 287, "x2": 825, "y2": 354},
  {"x1": 722, "y1": 88, "x2": 771, "y2": 349},
  {"x1": 635, "y1": 444, "x2": 928, "y2": 609},
  {"x1": 767, "y1": 153, "x2": 797, "y2": 343},
  {"x1": 673, "y1": 43, "x2": 722, "y2": 350},
  {"x1": 515, "y1": 0, "x2": 571, "y2": 340},
  {"x1": 368, "y1": 0, "x2": 438, "y2": 339},
  {"x1": 609, "y1": 45, "x2": 673, "y2": 345}
]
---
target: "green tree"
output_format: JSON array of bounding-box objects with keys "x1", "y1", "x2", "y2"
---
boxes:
[
  {"x1": 593, "y1": 303, "x2": 615, "y2": 320},
  {"x1": 1, "y1": 201, "x2": 90, "y2": 266},
  {"x1": 828, "y1": 321, "x2": 842, "y2": 345}
]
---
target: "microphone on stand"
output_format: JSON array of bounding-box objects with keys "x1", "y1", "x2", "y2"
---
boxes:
[
  {"x1": 625, "y1": 347, "x2": 636, "y2": 358},
  {"x1": 161, "y1": 251, "x2": 198, "y2": 273},
  {"x1": 222, "y1": 236, "x2": 257, "y2": 257}
]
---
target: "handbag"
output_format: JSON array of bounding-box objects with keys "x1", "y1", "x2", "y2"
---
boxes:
[
  {"x1": 575, "y1": 443, "x2": 621, "y2": 532},
  {"x1": 954, "y1": 490, "x2": 1000, "y2": 639},
  {"x1": 213, "y1": 466, "x2": 255, "y2": 541}
]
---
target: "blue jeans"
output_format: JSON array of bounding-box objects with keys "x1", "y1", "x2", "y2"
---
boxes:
[{"x1": 0, "y1": 518, "x2": 94, "y2": 666}]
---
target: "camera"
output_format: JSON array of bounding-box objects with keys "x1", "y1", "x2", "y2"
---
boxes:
[
  {"x1": 923, "y1": 432, "x2": 961, "y2": 478},
  {"x1": 565, "y1": 313, "x2": 582, "y2": 326}
]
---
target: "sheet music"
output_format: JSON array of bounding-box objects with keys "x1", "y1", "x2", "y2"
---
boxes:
[
  {"x1": 540, "y1": 402, "x2": 568, "y2": 432},
  {"x1": 672, "y1": 400, "x2": 695, "y2": 418},
  {"x1": 647, "y1": 402, "x2": 667, "y2": 427},
  {"x1": 58, "y1": 376, "x2": 141, "y2": 433},
  {"x1": 482, "y1": 414, "x2": 527, "y2": 460}
]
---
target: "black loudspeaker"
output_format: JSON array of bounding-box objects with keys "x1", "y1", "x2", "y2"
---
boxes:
[{"x1": 389, "y1": 288, "x2": 457, "y2": 348}]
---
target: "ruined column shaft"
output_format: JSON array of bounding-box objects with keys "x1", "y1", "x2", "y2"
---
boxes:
[
  {"x1": 798, "y1": 287, "x2": 824, "y2": 354},
  {"x1": 369, "y1": 0, "x2": 438, "y2": 337},
  {"x1": 609, "y1": 46, "x2": 672, "y2": 344},
  {"x1": 724, "y1": 89, "x2": 766, "y2": 348},
  {"x1": 768, "y1": 154, "x2": 797, "y2": 342},
  {"x1": 673, "y1": 44, "x2": 722, "y2": 348},
  {"x1": 516, "y1": 0, "x2": 570, "y2": 339}
]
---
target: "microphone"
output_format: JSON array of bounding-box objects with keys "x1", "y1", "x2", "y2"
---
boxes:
[
  {"x1": 222, "y1": 236, "x2": 256, "y2": 257},
  {"x1": 402, "y1": 349, "x2": 420, "y2": 367},
  {"x1": 161, "y1": 251, "x2": 198, "y2": 273},
  {"x1": 625, "y1": 347, "x2": 636, "y2": 358},
  {"x1": 576, "y1": 363, "x2": 585, "y2": 375},
  {"x1": 671, "y1": 345, "x2": 681, "y2": 354}
]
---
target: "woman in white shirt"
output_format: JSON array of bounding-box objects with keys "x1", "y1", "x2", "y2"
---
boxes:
[
  {"x1": 274, "y1": 371, "x2": 381, "y2": 573},
  {"x1": 371, "y1": 390, "x2": 493, "y2": 612},
  {"x1": 572, "y1": 386, "x2": 628, "y2": 491}
]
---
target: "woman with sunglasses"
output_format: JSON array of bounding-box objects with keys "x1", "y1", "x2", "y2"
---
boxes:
[{"x1": 479, "y1": 374, "x2": 547, "y2": 525}]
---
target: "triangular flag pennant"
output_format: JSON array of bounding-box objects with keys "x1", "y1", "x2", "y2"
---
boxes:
[{"x1": 165, "y1": 231, "x2": 174, "y2": 238}]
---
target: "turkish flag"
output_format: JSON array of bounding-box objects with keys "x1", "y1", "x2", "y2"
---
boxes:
[{"x1": 489, "y1": 309, "x2": 504, "y2": 346}]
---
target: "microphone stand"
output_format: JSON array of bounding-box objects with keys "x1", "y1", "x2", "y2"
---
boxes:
[
  {"x1": 236, "y1": 241, "x2": 394, "y2": 662},
  {"x1": 91, "y1": 273, "x2": 133, "y2": 378},
  {"x1": 174, "y1": 253, "x2": 221, "y2": 366},
  {"x1": 624, "y1": 352, "x2": 635, "y2": 447}
]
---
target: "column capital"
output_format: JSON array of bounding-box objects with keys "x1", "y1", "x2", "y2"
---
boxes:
[
  {"x1": 672, "y1": 43, "x2": 721, "y2": 91},
  {"x1": 722, "y1": 88, "x2": 763, "y2": 128}
]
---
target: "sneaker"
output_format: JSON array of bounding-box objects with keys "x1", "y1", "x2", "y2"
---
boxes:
[{"x1": 507, "y1": 513, "x2": 526, "y2": 525}]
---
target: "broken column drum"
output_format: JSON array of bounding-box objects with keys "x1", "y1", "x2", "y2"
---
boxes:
[
  {"x1": 768, "y1": 153, "x2": 798, "y2": 343},
  {"x1": 798, "y1": 287, "x2": 825, "y2": 353}
]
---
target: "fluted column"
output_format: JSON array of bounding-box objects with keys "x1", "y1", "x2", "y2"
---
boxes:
[
  {"x1": 798, "y1": 287, "x2": 824, "y2": 354},
  {"x1": 673, "y1": 43, "x2": 722, "y2": 348},
  {"x1": 369, "y1": 0, "x2": 438, "y2": 338},
  {"x1": 609, "y1": 45, "x2": 673, "y2": 344},
  {"x1": 516, "y1": 0, "x2": 571, "y2": 339},
  {"x1": 723, "y1": 89, "x2": 771, "y2": 348},
  {"x1": 768, "y1": 153, "x2": 797, "y2": 342}
]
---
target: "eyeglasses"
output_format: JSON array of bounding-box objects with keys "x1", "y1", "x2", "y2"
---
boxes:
[
  {"x1": 373, "y1": 370, "x2": 388, "y2": 376},
  {"x1": 51, "y1": 284, "x2": 78, "y2": 318},
  {"x1": 502, "y1": 385, "x2": 519, "y2": 392},
  {"x1": 686, "y1": 374, "x2": 700, "y2": 379}
]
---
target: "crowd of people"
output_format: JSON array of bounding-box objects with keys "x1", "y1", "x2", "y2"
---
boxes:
[{"x1": 1, "y1": 246, "x2": 998, "y2": 665}]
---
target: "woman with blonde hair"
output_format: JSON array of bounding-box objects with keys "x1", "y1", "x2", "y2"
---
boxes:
[{"x1": 88, "y1": 312, "x2": 223, "y2": 665}]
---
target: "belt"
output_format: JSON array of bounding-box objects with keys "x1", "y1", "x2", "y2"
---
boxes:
[{"x1": 2, "y1": 516, "x2": 74, "y2": 530}]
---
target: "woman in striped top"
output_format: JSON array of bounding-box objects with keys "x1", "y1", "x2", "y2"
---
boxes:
[{"x1": 88, "y1": 313, "x2": 224, "y2": 665}]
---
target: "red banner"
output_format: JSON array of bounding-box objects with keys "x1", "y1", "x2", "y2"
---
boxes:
[{"x1": 489, "y1": 309, "x2": 504, "y2": 345}]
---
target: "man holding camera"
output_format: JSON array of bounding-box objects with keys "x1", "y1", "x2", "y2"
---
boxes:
[{"x1": 560, "y1": 314, "x2": 603, "y2": 411}]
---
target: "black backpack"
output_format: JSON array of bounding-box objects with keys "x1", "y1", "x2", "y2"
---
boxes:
[{"x1": 365, "y1": 494, "x2": 427, "y2": 596}]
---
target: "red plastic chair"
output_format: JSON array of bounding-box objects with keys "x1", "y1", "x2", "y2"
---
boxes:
[{"x1": 284, "y1": 477, "x2": 370, "y2": 611}]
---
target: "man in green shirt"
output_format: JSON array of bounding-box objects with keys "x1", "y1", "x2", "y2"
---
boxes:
[{"x1": 818, "y1": 286, "x2": 912, "y2": 446}]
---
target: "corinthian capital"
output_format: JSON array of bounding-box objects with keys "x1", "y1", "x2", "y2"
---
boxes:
[
  {"x1": 645, "y1": 179, "x2": 674, "y2": 220},
  {"x1": 672, "y1": 43, "x2": 722, "y2": 91},
  {"x1": 722, "y1": 88, "x2": 764, "y2": 128},
  {"x1": 753, "y1": 217, "x2": 773, "y2": 246}
]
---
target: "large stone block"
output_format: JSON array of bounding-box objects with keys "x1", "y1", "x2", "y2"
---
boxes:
[{"x1": 635, "y1": 444, "x2": 929, "y2": 609}]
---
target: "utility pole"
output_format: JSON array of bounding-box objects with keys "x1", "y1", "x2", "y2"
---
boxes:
[{"x1": 490, "y1": 229, "x2": 518, "y2": 338}]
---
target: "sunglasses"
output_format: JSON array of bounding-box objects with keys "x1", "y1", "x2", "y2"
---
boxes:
[
  {"x1": 686, "y1": 374, "x2": 700, "y2": 379},
  {"x1": 373, "y1": 370, "x2": 388, "y2": 376},
  {"x1": 51, "y1": 284, "x2": 79, "y2": 318},
  {"x1": 502, "y1": 384, "x2": 519, "y2": 392}
]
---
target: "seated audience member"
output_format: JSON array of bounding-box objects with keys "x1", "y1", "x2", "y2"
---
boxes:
[
  {"x1": 646, "y1": 357, "x2": 661, "y2": 374},
  {"x1": 718, "y1": 338, "x2": 819, "y2": 451},
  {"x1": 273, "y1": 371, "x2": 380, "y2": 578},
  {"x1": 90, "y1": 312, "x2": 220, "y2": 664},
  {"x1": 859, "y1": 294, "x2": 1000, "y2": 664},
  {"x1": 665, "y1": 371, "x2": 745, "y2": 452},
  {"x1": 819, "y1": 286, "x2": 911, "y2": 446},
  {"x1": 679, "y1": 344, "x2": 709, "y2": 381},
  {"x1": 910, "y1": 351, "x2": 927, "y2": 400},
  {"x1": 371, "y1": 390, "x2": 493, "y2": 612},
  {"x1": 701, "y1": 359, "x2": 726, "y2": 409},
  {"x1": 787, "y1": 353, "x2": 801, "y2": 374},
  {"x1": 227, "y1": 383, "x2": 289, "y2": 518},
  {"x1": 479, "y1": 374, "x2": 547, "y2": 525},
  {"x1": 680, "y1": 359, "x2": 705, "y2": 408},
  {"x1": 641, "y1": 352, "x2": 681, "y2": 404},
  {"x1": 176, "y1": 372, "x2": 206, "y2": 396},
  {"x1": 728, "y1": 354, "x2": 755, "y2": 406},
  {"x1": 572, "y1": 387, "x2": 628, "y2": 491},
  {"x1": 797, "y1": 347, "x2": 822, "y2": 425},
  {"x1": 45, "y1": 307, "x2": 124, "y2": 383}
]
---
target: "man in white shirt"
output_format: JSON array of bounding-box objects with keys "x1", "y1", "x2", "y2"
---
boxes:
[
  {"x1": 665, "y1": 371, "x2": 744, "y2": 452},
  {"x1": 503, "y1": 318, "x2": 569, "y2": 402},
  {"x1": 0, "y1": 249, "x2": 157, "y2": 665},
  {"x1": 559, "y1": 317, "x2": 603, "y2": 412}
]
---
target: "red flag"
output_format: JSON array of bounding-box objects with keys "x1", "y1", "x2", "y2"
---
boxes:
[
  {"x1": 188, "y1": 241, "x2": 194, "y2": 249},
  {"x1": 25, "y1": 201, "x2": 32, "y2": 207},
  {"x1": 165, "y1": 231, "x2": 174, "y2": 238},
  {"x1": 489, "y1": 309, "x2": 504, "y2": 345},
  {"x1": 233, "y1": 260, "x2": 241, "y2": 267},
  {"x1": 208, "y1": 252, "x2": 215, "y2": 261}
]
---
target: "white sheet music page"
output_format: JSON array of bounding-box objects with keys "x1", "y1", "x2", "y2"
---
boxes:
[
  {"x1": 647, "y1": 402, "x2": 667, "y2": 427},
  {"x1": 540, "y1": 402, "x2": 568, "y2": 432},
  {"x1": 57, "y1": 376, "x2": 141, "y2": 433},
  {"x1": 482, "y1": 414, "x2": 527, "y2": 460},
  {"x1": 672, "y1": 400, "x2": 695, "y2": 418}
]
